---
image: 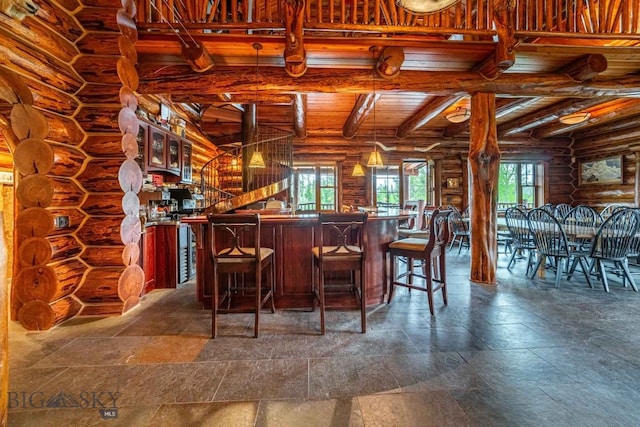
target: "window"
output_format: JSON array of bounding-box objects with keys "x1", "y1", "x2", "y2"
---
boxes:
[
  {"x1": 403, "y1": 161, "x2": 435, "y2": 207},
  {"x1": 294, "y1": 165, "x2": 338, "y2": 212},
  {"x1": 498, "y1": 162, "x2": 539, "y2": 210},
  {"x1": 374, "y1": 166, "x2": 400, "y2": 208}
]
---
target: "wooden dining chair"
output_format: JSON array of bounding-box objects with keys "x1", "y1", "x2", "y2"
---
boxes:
[
  {"x1": 554, "y1": 203, "x2": 572, "y2": 219},
  {"x1": 447, "y1": 208, "x2": 470, "y2": 253},
  {"x1": 527, "y1": 208, "x2": 593, "y2": 288},
  {"x1": 388, "y1": 208, "x2": 451, "y2": 316},
  {"x1": 312, "y1": 212, "x2": 367, "y2": 334},
  {"x1": 207, "y1": 213, "x2": 275, "y2": 338},
  {"x1": 505, "y1": 207, "x2": 536, "y2": 276},
  {"x1": 589, "y1": 208, "x2": 640, "y2": 292}
]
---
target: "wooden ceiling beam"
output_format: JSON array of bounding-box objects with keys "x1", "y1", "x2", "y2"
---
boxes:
[
  {"x1": 172, "y1": 93, "x2": 293, "y2": 105},
  {"x1": 292, "y1": 93, "x2": 307, "y2": 138},
  {"x1": 498, "y1": 96, "x2": 616, "y2": 136},
  {"x1": 201, "y1": 106, "x2": 243, "y2": 122},
  {"x1": 443, "y1": 98, "x2": 540, "y2": 137},
  {"x1": 137, "y1": 67, "x2": 640, "y2": 98},
  {"x1": 533, "y1": 98, "x2": 640, "y2": 139},
  {"x1": 396, "y1": 96, "x2": 460, "y2": 138},
  {"x1": 571, "y1": 99, "x2": 640, "y2": 139},
  {"x1": 341, "y1": 93, "x2": 380, "y2": 138},
  {"x1": 496, "y1": 54, "x2": 610, "y2": 135}
]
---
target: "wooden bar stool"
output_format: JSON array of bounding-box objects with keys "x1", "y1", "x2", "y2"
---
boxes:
[
  {"x1": 207, "y1": 213, "x2": 275, "y2": 338},
  {"x1": 388, "y1": 209, "x2": 451, "y2": 315},
  {"x1": 312, "y1": 212, "x2": 367, "y2": 334}
]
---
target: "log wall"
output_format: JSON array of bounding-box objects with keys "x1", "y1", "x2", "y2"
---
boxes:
[
  {"x1": 295, "y1": 137, "x2": 574, "y2": 211},
  {"x1": 571, "y1": 135, "x2": 637, "y2": 211},
  {"x1": 1, "y1": 0, "x2": 219, "y2": 329},
  {"x1": 0, "y1": 0, "x2": 88, "y2": 328}
]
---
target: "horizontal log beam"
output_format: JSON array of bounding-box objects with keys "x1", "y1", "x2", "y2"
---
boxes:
[
  {"x1": 138, "y1": 67, "x2": 640, "y2": 98},
  {"x1": 396, "y1": 96, "x2": 460, "y2": 138},
  {"x1": 497, "y1": 97, "x2": 617, "y2": 136},
  {"x1": 533, "y1": 99, "x2": 640, "y2": 139}
]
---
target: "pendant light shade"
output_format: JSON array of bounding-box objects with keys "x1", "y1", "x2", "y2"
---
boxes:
[
  {"x1": 559, "y1": 112, "x2": 590, "y2": 125},
  {"x1": 351, "y1": 162, "x2": 365, "y2": 177},
  {"x1": 249, "y1": 42, "x2": 266, "y2": 169},
  {"x1": 367, "y1": 46, "x2": 383, "y2": 168},
  {"x1": 248, "y1": 151, "x2": 265, "y2": 168},
  {"x1": 445, "y1": 107, "x2": 470, "y2": 123},
  {"x1": 367, "y1": 151, "x2": 384, "y2": 168}
]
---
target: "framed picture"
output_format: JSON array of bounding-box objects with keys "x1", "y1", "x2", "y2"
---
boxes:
[
  {"x1": 446, "y1": 178, "x2": 460, "y2": 189},
  {"x1": 579, "y1": 156, "x2": 622, "y2": 185}
]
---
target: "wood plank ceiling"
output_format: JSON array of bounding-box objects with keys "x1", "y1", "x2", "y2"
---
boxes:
[{"x1": 132, "y1": 0, "x2": 640, "y2": 151}]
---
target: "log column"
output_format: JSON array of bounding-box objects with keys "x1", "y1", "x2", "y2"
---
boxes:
[
  {"x1": 469, "y1": 92, "x2": 500, "y2": 285},
  {"x1": 73, "y1": 0, "x2": 144, "y2": 315}
]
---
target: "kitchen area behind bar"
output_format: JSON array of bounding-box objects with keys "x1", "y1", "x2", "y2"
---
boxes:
[{"x1": 138, "y1": 175, "x2": 204, "y2": 292}]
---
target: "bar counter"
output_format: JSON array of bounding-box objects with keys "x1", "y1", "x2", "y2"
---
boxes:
[{"x1": 182, "y1": 210, "x2": 411, "y2": 309}]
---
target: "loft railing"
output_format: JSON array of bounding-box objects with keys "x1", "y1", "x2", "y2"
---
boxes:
[
  {"x1": 200, "y1": 125, "x2": 294, "y2": 213},
  {"x1": 136, "y1": 0, "x2": 640, "y2": 38}
]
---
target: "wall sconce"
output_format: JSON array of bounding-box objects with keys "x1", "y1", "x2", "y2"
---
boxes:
[
  {"x1": 445, "y1": 107, "x2": 470, "y2": 123},
  {"x1": 559, "y1": 112, "x2": 591, "y2": 125}
]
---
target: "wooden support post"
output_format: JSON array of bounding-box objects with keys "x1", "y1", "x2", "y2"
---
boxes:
[
  {"x1": 0, "y1": 215, "x2": 7, "y2": 427},
  {"x1": 284, "y1": 0, "x2": 307, "y2": 77},
  {"x1": 469, "y1": 92, "x2": 500, "y2": 285}
]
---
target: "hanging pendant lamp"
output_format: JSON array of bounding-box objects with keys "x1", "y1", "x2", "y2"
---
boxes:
[
  {"x1": 366, "y1": 46, "x2": 383, "y2": 168},
  {"x1": 248, "y1": 42, "x2": 266, "y2": 169}
]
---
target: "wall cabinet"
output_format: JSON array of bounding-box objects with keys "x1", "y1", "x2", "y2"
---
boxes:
[
  {"x1": 136, "y1": 122, "x2": 147, "y2": 173},
  {"x1": 167, "y1": 136, "x2": 181, "y2": 173},
  {"x1": 140, "y1": 119, "x2": 192, "y2": 182},
  {"x1": 148, "y1": 127, "x2": 167, "y2": 170},
  {"x1": 181, "y1": 143, "x2": 193, "y2": 183}
]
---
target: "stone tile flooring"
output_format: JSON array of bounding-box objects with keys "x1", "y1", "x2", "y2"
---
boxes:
[{"x1": 8, "y1": 251, "x2": 640, "y2": 426}]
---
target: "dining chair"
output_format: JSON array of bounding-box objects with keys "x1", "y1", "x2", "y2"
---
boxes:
[
  {"x1": 600, "y1": 203, "x2": 628, "y2": 220},
  {"x1": 527, "y1": 208, "x2": 593, "y2": 288},
  {"x1": 505, "y1": 207, "x2": 536, "y2": 276},
  {"x1": 554, "y1": 203, "x2": 572, "y2": 219},
  {"x1": 312, "y1": 212, "x2": 367, "y2": 334},
  {"x1": 207, "y1": 213, "x2": 275, "y2": 338},
  {"x1": 562, "y1": 205, "x2": 602, "y2": 249},
  {"x1": 447, "y1": 208, "x2": 470, "y2": 253},
  {"x1": 388, "y1": 208, "x2": 451, "y2": 316},
  {"x1": 540, "y1": 203, "x2": 556, "y2": 215},
  {"x1": 589, "y1": 208, "x2": 640, "y2": 292}
]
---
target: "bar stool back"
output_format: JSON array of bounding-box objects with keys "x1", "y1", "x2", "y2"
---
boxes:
[
  {"x1": 312, "y1": 212, "x2": 367, "y2": 334},
  {"x1": 388, "y1": 208, "x2": 451, "y2": 315},
  {"x1": 207, "y1": 213, "x2": 275, "y2": 338}
]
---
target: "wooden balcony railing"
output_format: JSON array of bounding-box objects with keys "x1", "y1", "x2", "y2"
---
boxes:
[{"x1": 136, "y1": 0, "x2": 640, "y2": 38}]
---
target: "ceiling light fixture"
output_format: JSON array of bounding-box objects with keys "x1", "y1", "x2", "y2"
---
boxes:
[
  {"x1": 366, "y1": 47, "x2": 384, "y2": 168},
  {"x1": 559, "y1": 112, "x2": 591, "y2": 125},
  {"x1": 248, "y1": 42, "x2": 266, "y2": 169},
  {"x1": 445, "y1": 107, "x2": 471, "y2": 123}
]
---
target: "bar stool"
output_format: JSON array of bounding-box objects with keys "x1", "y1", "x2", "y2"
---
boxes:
[
  {"x1": 207, "y1": 213, "x2": 275, "y2": 338},
  {"x1": 388, "y1": 209, "x2": 451, "y2": 315},
  {"x1": 312, "y1": 212, "x2": 367, "y2": 334}
]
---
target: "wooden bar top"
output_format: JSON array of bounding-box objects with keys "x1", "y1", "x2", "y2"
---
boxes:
[{"x1": 183, "y1": 210, "x2": 411, "y2": 309}]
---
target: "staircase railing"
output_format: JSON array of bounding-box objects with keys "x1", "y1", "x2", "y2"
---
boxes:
[{"x1": 201, "y1": 126, "x2": 294, "y2": 213}]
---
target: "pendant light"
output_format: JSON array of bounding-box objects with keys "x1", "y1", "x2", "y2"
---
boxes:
[
  {"x1": 248, "y1": 42, "x2": 266, "y2": 168},
  {"x1": 366, "y1": 46, "x2": 383, "y2": 168},
  {"x1": 351, "y1": 120, "x2": 365, "y2": 176}
]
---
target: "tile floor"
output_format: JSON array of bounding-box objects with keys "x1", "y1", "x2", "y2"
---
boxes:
[{"x1": 8, "y1": 251, "x2": 640, "y2": 426}]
